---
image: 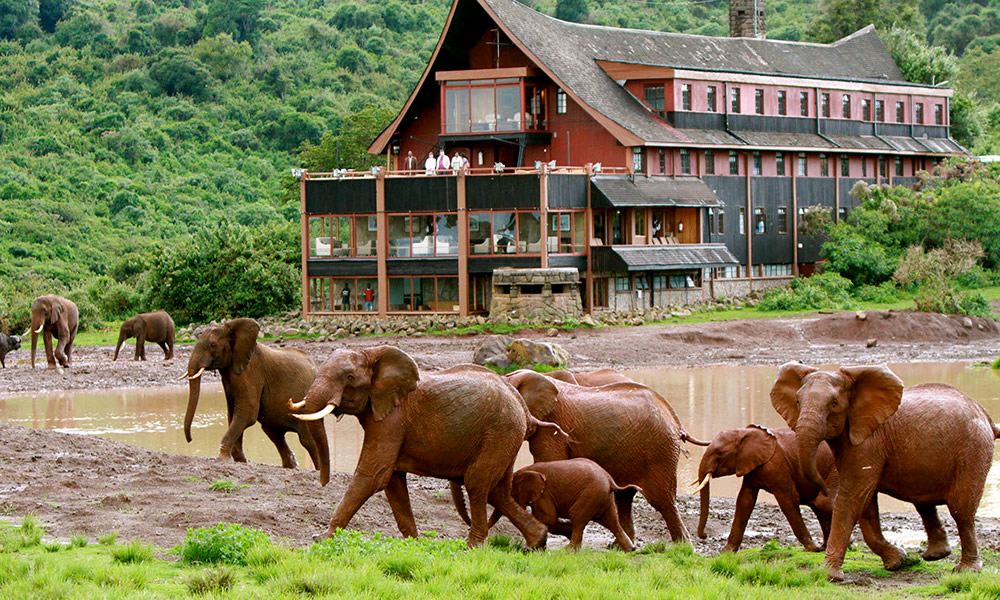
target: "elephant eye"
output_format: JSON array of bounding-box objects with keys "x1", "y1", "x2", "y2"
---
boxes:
[{"x1": 346, "y1": 374, "x2": 354, "y2": 382}]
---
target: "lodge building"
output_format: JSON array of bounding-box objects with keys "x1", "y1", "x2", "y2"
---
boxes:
[{"x1": 298, "y1": 0, "x2": 962, "y2": 318}]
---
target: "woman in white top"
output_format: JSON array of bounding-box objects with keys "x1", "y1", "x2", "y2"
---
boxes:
[{"x1": 424, "y1": 151, "x2": 436, "y2": 175}]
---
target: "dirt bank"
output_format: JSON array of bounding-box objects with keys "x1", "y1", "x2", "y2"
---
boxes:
[{"x1": 2, "y1": 310, "x2": 999, "y2": 581}]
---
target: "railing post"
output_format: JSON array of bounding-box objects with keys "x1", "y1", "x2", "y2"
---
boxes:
[
  {"x1": 300, "y1": 172, "x2": 309, "y2": 318},
  {"x1": 458, "y1": 169, "x2": 469, "y2": 317},
  {"x1": 376, "y1": 170, "x2": 388, "y2": 316}
]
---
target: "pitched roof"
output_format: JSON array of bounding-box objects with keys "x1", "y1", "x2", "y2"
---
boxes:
[
  {"x1": 591, "y1": 175, "x2": 722, "y2": 208},
  {"x1": 482, "y1": 0, "x2": 908, "y2": 145},
  {"x1": 593, "y1": 244, "x2": 739, "y2": 272}
]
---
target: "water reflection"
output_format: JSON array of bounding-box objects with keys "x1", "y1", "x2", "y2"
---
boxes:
[
  {"x1": 1, "y1": 363, "x2": 998, "y2": 516},
  {"x1": 627, "y1": 363, "x2": 1000, "y2": 516}
]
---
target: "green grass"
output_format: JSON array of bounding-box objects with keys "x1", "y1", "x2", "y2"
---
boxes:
[{"x1": 3, "y1": 521, "x2": 995, "y2": 598}]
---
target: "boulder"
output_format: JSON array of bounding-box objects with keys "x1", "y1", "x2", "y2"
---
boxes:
[
  {"x1": 508, "y1": 339, "x2": 569, "y2": 368},
  {"x1": 473, "y1": 335, "x2": 514, "y2": 369}
]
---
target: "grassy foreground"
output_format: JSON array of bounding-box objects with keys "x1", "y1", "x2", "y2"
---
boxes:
[{"x1": 2, "y1": 518, "x2": 999, "y2": 599}]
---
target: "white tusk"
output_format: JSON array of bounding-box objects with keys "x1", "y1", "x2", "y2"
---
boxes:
[
  {"x1": 692, "y1": 473, "x2": 712, "y2": 493},
  {"x1": 288, "y1": 398, "x2": 306, "y2": 410},
  {"x1": 188, "y1": 367, "x2": 205, "y2": 381},
  {"x1": 294, "y1": 404, "x2": 334, "y2": 421},
  {"x1": 177, "y1": 372, "x2": 189, "y2": 381},
  {"x1": 35, "y1": 323, "x2": 44, "y2": 334}
]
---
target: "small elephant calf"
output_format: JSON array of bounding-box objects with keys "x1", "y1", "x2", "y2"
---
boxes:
[
  {"x1": 491, "y1": 458, "x2": 637, "y2": 551},
  {"x1": 0, "y1": 333, "x2": 20, "y2": 368}
]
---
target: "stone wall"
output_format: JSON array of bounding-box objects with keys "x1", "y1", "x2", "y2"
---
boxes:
[{"x1": 490, "y1": 267, "x2": 583, "y2": 322}]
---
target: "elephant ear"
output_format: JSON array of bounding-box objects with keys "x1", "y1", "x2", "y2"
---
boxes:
[
  {"x1": 840, "y1": 365, "x2": 903, "y2": 446},
  {"x1": 367, "y1": 346, "x2": 419, "y2": 422},
  {"x1": 227, "y1": 318, "x2": 260, "y2": 376},
  {"x1": 516, "y1": 471, "x2": 546, "y2": 505},
  {"x1": 735, "y1": 427, "x2": 777, "y2": 477},
  {"x1": 769, "y1": 362, "x2": 818, "y2": 428},
  {"x1": 50, "y1": 299, "x2": 63, "y2": 325},
  {"x1": 507, "y1": 370, "x2": 558, "y2": 419}
]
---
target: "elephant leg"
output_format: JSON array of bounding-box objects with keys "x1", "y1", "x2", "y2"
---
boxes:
[
  {"x1": 261, "y1": 425, "x2": 297, "y2": 469},
  {"x1": 644, "y1": 482, "x2": 690, "y2": 544},
  {"x1": 774, "y1": 490, "x2": 820, "y2": 552},
  {"x1": 219, "y1": 416, "x2": 254, "y2": 462},
  {"x1": 915, "y1": 503, "x2": 951, "y2": 561},
  {"x1": 948, "y1": 485, "x2": 984, "y2": 572},
  {"x1": 135, "y1": 332, "x2": 146, "y2": 361},
  {"x1": 484, "y1": 468, "x2": 547, "y2": 550},
  {"x1": 43, "y1": 331, "x2": 56, "y2": 368},
  {"x1": 568, "y1": 519, "x2": 586, "y2": 551},
  {"x1": 858, "y1": 496, "x2": 906, "y2": 572},
  {"x1": 722, "y1": 483, "x2": 760, "y2": 553},
  {"x1": 824, "y1": 475, "x2": 878, "y2": 581},
  {"x1": 54, "y1": 330, "x2": 69, "y2": 367},
  {"x1": 63, "y1": 335, "x2": 74, "y2": 367},
  {"x1": 157, "y1": 341, "x2": 170, "y2": 360},
  {"x1": 811, "y1": 494, "x2": 834, "y2": 550},
  {"x1": 385, "y1": 471, "x2": 418, "y2": 538},
  {"x1": 596, "y1": 506, "x2": 634, "y2": 552},
  {"x1": 614, "y1": 487, "x2": 637, "y2": 541},
  {"x1": 322, "y1": 437, "x2": 401, "y2": 538}
]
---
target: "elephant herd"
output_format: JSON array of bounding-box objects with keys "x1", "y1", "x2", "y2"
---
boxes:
[{"x1": 7, "y1": 297, "x2": 1000, "y2": 581}]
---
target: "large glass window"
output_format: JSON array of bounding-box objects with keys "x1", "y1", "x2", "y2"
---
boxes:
[
  {"x1": 470, "y1": 211, "x2": 541, "y2": 255},
  {"x1": 548, "y1": 211, "x2": 586, "y2": 253},
  {"x1": 388, "y1": 276, "x2": 459, "y2": 312},
  {"x1": 310, "y1": 276, "x2": 377, "y2": 313},
  {"x1": 443, "y1": 79, "x2": 525, "y2": 134},
  {"x1": 704, "y1": 150, "x2": 715, "y2": 175},
  {"x1": 556, "y1": 88, "x2": 567, "y2": 114},
  {"x1": 388, "y1": 212, "x2": 458, "y2": 257},
  {"x1": 680, "y1": 149, "x2": 691, "y2": 174},
  {"x1": 309, "y1": 215, "x2": 376, "y2": 258},
  {"x1": 644, "y1": 85, "x2": 665, "y2": 112}
]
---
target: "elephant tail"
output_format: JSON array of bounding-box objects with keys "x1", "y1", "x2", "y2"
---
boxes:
[
  {"x1": 528, "y1": 417, "x2": 569, "y2": 442},
  {"x1": 487, "y1": 507, "x2": 502, "y2": 528},
  {"x1": 451, "y1": 480, "x2": 471, "y2": 527},
  {"x1": 681, "y1": 431, "x2": 710, "y2": 447}
]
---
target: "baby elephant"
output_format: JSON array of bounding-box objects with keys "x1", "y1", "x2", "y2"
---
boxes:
[
  {"x1": 491, "y1": 458, "x2": 637, "y2": 551},
  {"x1": 0, "y1": 333, "x2": 21, "y2": 367},
  {"x1": 114, "y1": 310, "x2": 175, "y2": 361},
  {"x1": 695, "y1": 424, "x2": 838, "y2": 553}
]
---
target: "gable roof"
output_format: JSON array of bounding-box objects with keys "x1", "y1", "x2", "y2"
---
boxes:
[{"x1": 372, "y1": 0, "x2": 915, "y2": 152}]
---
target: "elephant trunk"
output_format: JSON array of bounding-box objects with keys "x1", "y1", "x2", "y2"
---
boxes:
[
  {"x1": 184, "y1": 374, "x2": 201, "y2": 443},
  {"x1": 698, "y1": 480, "x2": 711, "y2": 539},
  {"x1": 30, "y1": 329, "x2": 37, "y2": 368},
  {"x1": 796, "y1": 422, "x2": 829, "y2": 497},
  {"x1": 304, "y1": 419, "x2": 330, "y2": 486},
  {"x1": 113, "y1": 329, "x2": 128, "y2": 361}
]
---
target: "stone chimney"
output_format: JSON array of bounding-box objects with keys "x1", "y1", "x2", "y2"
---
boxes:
[{"x1": 730, "y1": 0, "x2": 765, "y2": 39}]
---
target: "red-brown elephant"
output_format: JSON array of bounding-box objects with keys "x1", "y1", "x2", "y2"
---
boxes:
[
  {"x1": 695, "y1": 424, "x2": 837, "y2": 553},
  {"x1": 506, "y1": 370, "x2": 708, "y2": 543},
  {"x1": 30, "y1": 294, "x2": 78, "y2": 371},
  {"x1": 293, "y1": 349, "x2": 549, "y2": 548},
  {"x1": 771, "y1": 362, "x2": 1000, "y2": 581},
  {"x1": 545, "y1": 369, "x2": 633, "y2": 386}
]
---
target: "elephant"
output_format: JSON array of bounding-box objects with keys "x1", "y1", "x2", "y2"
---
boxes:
[
  {"x1": 770, "y1": 361, "x2": 1000, "y2": 581},
  {"x1": 0, "y1": 333, "x2": 20, "y2": 368},
  {"x1": 30, "y1": 294, "x2": 79, "y2": 370},
  {"x1": 489, "y1": 458, "x2": 638, "y2": 551},
  {"x1": 114, "y1": 310, "x2": 176, "y2": 361},
  {"x1": 180, "y1": 318, "x2": 329, "y2": 486},
  {"x1": 292, "y1": 348, "x2": 549, "y2": 549},
  {"x1": 694, "y1": 424, "x2": 837, "y2": 553},
  {"x1": 506, "y1": 370, "x2": 709, "y2": 544},
  {"x1": 545, "y1": 369, "x2": 633, "y2": 386}
]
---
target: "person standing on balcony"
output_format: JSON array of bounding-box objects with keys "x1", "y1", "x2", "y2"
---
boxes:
[
  {"x1": 452, "y1": 151, "x2": 464, "y2": 174},
  {"x1": 403, "y1": 151, "x2": 418, "y2": 173},
  {"x1": 437, "y1": 149, "x2": 450, "y2": 174},
  {"x1": 364, "y1": 285, "x2": 375, "y2": 311},
  {"x1": 341, "y1": 285, "x2": 351, "y2": 311},
  {"x1": 424, "y1": 151, "x2": 436, "y2": 175}
]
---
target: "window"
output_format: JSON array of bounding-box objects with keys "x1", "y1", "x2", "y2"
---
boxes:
[
  {"x1": 615, "y1": 276, "x2": 630, "y2": 292},
  {"x1": 309, "y1": 214, "x2": 377, "y2": 258},
  {"x1": 842, "y1": 94, "x2": 851, "y2": 119},
  {"x1": 388, "y1": 276, "x2": 458, "y2": 312},
  {"x1": 915, "y1": 103, "x2": 924, "y2": 124},
  {"x1": 704, "y1": 150, "x2": 715, "y2": 175},
  {"x1": 681, "y1": 84, "x2": 691, "y2": 111},
  {"x1": 879, "y1": 156, "x2": 887, "y2": 178},
  {"x1": 707, "y1": 208, "x2": 715, "y2": 235},
  {"x1": 895, "y1": 156, "x2": 903, "y2": 176},
  {"x1": 760, "y1": 264, "x2": 792, "y2": 277},
  {"x1": 658, "y1": 148, "x2": 665, "y2": 173},
  {"x1": 934, "y1": 104, "x2": 943, "y2": 125},
  {"x1": 840, "y1": 154, "x2": 849, "y2": 177},
  {"x1": 310, "y1": 276, "x2": 379, "y2": 313},
  {"x1": 875, "y1": 99, "x2": 884, "y2": 122},
  {"x1": 755, "y1": 88, "x2": 764, "y2": 114},
  {"x1": 752, "y1": 151, "x2": 761, "y2": 175},
  {"x1": 680, "y1": 149, "x2": 691, "y2": 174},
  {"x1": 547, "y1": 210, "x2": 586, "y2": 253},
  {"x1": 753, "y1": 207, "x2": 765, "y2": 234},
  {"x1": 838, "y1": 207, "x2": 849, "y2": 222},
  {"x1": 632, "y1": 147, "x2": 644, "y2": 173},
  {"x1": 707, "y1": 86, "x2": 717, "y2": 112},
  {"x1": 739, "y1": 207, "x2": 746, "y2": 235},
  {"x1": 556, "y1": 88, "x2": 567, "y2": 114},
  {"x1": 862, "y1": 98, "x2": 871, "y2": 121},
  {"x1": 777, "y1": 207, "x2": 788, "y2": 234},
  {"x1": 820, "y1": 153, "x2": 828, "y2": 177},
  {"x1": 821, "y1": 93, "x2": 830, "y2": 118},
  {"x1": 469, "y1": 211, "x2": 542, "y2": 256},
  {"x1": 652, "y1": 274, "x2": 667, "y2": 290},
  {"x1": 730, "y1": 87, "x2": 740, "y2": 113},
  {"x1": 644, "y1": 85, "x2": 665, "y2": 114},
  {"x1": 800, "y1": 91, "x2": 809, "y2": 116},
  {"x1": 862, "y1": 156, "x2": 868, "y2": 177},
  {"x1": 777, "y1": 90, "x2": 786, "y2": 115},
  {"x1": 776, "y1": 152, "x2": 785, "y2": 176},
  {"x1": 797, "y1": 153, "x2": 807, "y2": 176},
  {"x1": 387, "y1": 212, "x2": 460, "y2": 258},
  {"x1": 718, "y1": 209, "x2": 725, "y2": 234},
  {"x1": 729, "y1": 150, "x2": 738, "y2": 175},
  {"x1": 443, "y1": 79, "x2": 523, "y2": 134},
  {"x1": 895, "y1": 101, "x2": 904, "y2": 123}
]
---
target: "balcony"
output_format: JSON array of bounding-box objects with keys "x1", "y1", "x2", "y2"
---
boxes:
[{"x1": 437, "y1": 68, "x2": 549, "y2": 143}]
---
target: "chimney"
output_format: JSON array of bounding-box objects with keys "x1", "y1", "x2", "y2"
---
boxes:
[{"x1": 730, "y1": 0, "x2": 765, "y2": 39}]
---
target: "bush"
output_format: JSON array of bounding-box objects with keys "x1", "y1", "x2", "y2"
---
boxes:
[
  {"x1": 181, "y1": 523, "x2": 272, "y2": 566},
  {"x1": 757, "y1": 272, "x2": 856, "y2": 312},
  {"x1": 851, "y1": 281, "x2": 901, "y2": 303},
  {"x1": 111, "y1": 539, "x2": 155, "y2": 563}
]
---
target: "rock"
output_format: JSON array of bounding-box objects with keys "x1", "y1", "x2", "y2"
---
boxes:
[
  {"x1": 579, "y1": 314, "x2": 597, "y2": 327},
  {"x1": 472, "y1": 335, "x2": 514, "y2": 367},
  {"x1": 856, "y1": 311, "x2": 867, "y2": 321},
  {"x1": 508, "y1": 339, "x2": 569, "y2": 368},
  {"x1": 963, "y1": 317, "x2": 974, "y2": 329},
  {"x1": 546, "y1": 328, "x2": 559, "y2": 337},
  {"x1": 866, "y1": 338, "x2": 878, "y2": 348}
]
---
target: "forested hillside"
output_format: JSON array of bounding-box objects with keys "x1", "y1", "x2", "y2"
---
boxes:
[{"x1": 0, "y1": 0, "x2": 998, "y2": 330}]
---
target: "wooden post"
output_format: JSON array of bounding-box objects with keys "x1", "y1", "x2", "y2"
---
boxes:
[
  {"x1": 745, "y1": 152, "x2": 753, "y2": 286},
  {"x1": 791, "y1": 165, "x2": 799, "y2": 276},
  {"x1": 585, "y1": 163, "x2": 594, "y2": 314},
  {"x1": 376, "y1": 171, "x2": 389, "y2": 316},
  {"x1": 458, "y1": 169, "x2": 469, "y2": 316},
  {"x1": 540, "y1": 164, "x2": 549, "y2": 269},
  {"x1": 300, "y1": 174, "x2": 309, "y2": 318}
]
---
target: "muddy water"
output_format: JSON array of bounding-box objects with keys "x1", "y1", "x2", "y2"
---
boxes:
[
  {"x1": 628, "y1": 362, "x2": 1000, "y2": 518},
  {"x1": 1, "y1": 363, "x2": 998, "y2": 517}
]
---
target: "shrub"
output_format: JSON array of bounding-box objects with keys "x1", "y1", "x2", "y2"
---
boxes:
[
  {"x1": 111, "y1": 539, "x2": 155, "y2": 563},
  {"x1": 757, "y1": 272, "x2": 856, "y2": 312},
  {"x1": 181, "y1": 523, "x2": 272, "y2": 566},
  {"x1": 184, "y1": 566, "x2": 237, "y2": 595}
]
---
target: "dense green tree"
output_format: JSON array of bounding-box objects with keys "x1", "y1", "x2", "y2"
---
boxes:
[
  {"x1": 555, "y1": 0, "x2": 589, "y2": 23},
  {"x1": 202, "y1": 0, "x2": 264, "y2": 43},
  {"x1": 38, "y1": 0, "x2": 69, "y2": 33},
  {"x1": 192, "y1": 33, "x2": 251, "y2": 80},
  {"x1": 881, "y1": 26, "x2": 955, "y2": 85},
  {"x1": 0, "y1": 0, "x2": 39, "y2": 40},
  {"x1": 808, "y1": 0, "x2": 924, "y2": 43},
  {"x1": 148, "y1": 48, "x2": 217, "y2": 100}
]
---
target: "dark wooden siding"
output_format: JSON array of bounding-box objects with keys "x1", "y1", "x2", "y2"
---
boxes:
[
  {"x1": 750, "y1": 177, "x2": 796, "y2": 265},
  {"x1": 307, "y1": 260, "x2": 378, "y2": 277},
  {"x1": 876, "y1": 123, "x2": 910, "y2": 137},
  {"x1": 467, "y1": 174, "x2": 542, "y2": 210},
  {"x1": 306, "y1": 179, "x2": 376, "y2": 214},
  {"x1": 667, "y1": 112, "x2": 726, "y2": 130},
  {"x1": 385, "y1": 177, "x2": 458, "y2": 212},
  {"x1": 387, "y1": 259, "x2": 459, "y2": 276},
  {"x1": 549, "y1": 174, "x2": 588, "y2": 209},
  {"x1": 703, "y1": 176, "x2": 748, "y2": 264},
  {"x1": 728, "y1": 114, "x2": 815, "y2": 133},
  {"x1": 549, "y1": 256, "x2": 587, "y2": 271},
  {"x1": 468, "y1": 256, "x2": 541, "y2": 274}
]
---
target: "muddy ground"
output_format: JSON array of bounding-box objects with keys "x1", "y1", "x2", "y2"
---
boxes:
[{"x1": 2, "y1": 309, "x2": 1000, "y2": 583}]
